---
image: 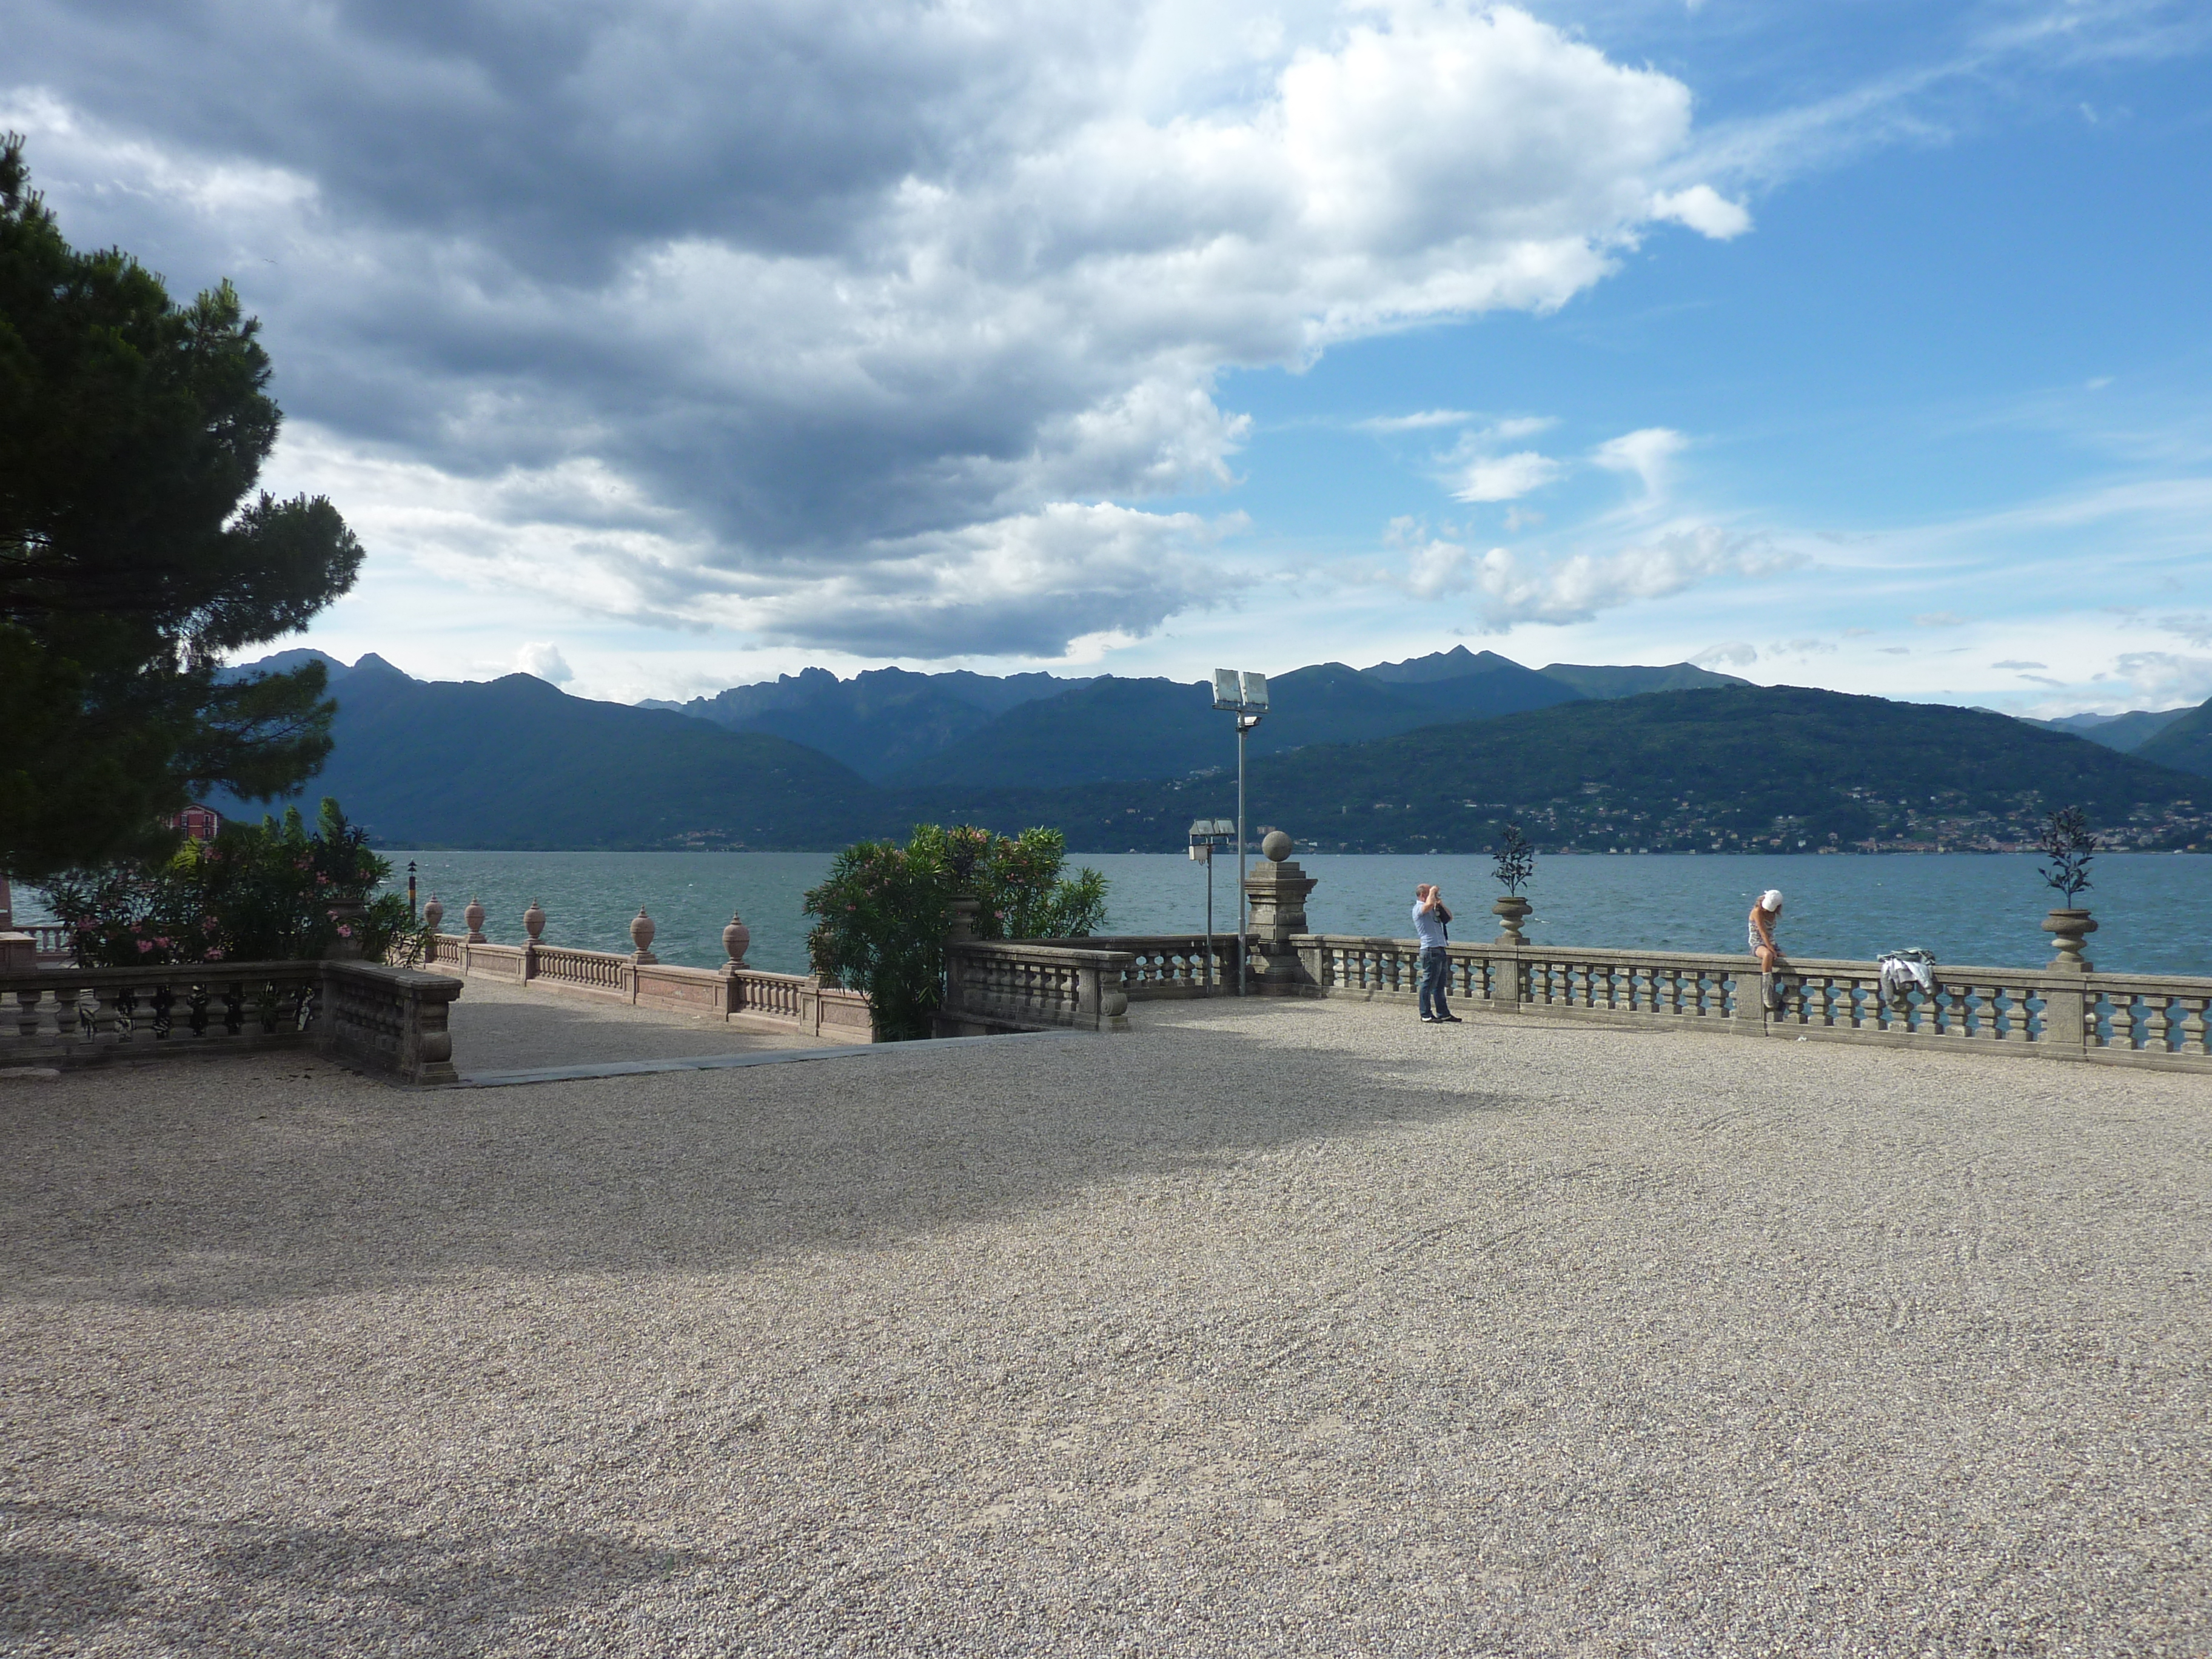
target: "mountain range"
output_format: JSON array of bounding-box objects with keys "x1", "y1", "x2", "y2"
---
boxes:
[
  {"x1": 206, "y1": 648, "x2": 2212, "y2": 853},
  {"x1": 625, "y1": 646, "x2": 1744, "y2": 786}
]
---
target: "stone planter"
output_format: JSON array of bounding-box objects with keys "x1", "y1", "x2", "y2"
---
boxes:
[
  {"x1": 1492, "y1": 894, "x2": 1532, "y2": 945},
  {"x1": 2041, "y1": 907, "x2": 2097, "y2": 973}
]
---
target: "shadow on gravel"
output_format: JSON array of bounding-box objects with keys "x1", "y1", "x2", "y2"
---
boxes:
[
  {"x1": 4, "y1": 999, "x2": 1607, "y2": 1309},
  {"x1": 0, "y1": 1501, "x2": 709, "y2": 1655}
]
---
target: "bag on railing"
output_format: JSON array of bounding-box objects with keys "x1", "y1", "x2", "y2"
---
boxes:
[{"x1": 1876, "y1": 949, "x2": 1937, "y2": 1005}]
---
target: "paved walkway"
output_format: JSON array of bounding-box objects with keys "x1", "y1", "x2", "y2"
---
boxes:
[
  {"x1": 4, "y1": 998, "x2": 2208, "y2": 1655},
  {"x1": 444, "y1": 976, "x2": 832, "y2": 1075}
]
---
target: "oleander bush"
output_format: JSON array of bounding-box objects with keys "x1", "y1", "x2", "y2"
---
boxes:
[
  {"x1": 804, "y1": 823, "x2": 1108, "y2": 1041},
  {"x1": 40, "y1": 797, "x2": 426, "y2": 968}
]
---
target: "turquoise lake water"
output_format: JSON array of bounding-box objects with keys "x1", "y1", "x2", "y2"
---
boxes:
[{"x1": 366, "y1": 850, "x2": 2212, "y2": 980}]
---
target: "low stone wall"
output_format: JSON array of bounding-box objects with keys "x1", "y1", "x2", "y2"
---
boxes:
[
  {"x1": 1, "y1": 961, "x2": 326, "y2": 1067},
  {"x1": 323, "y1": 960, "x2": 464, "y2": 1085},
  {"x1": 1295, "y1": 934, "x2": 2212, "y2": 1072},
  {"x1": 423, "y1": 933, "x2": 874, "y2": 1044},
  {"x1": 937, "y1": 941, "x2": 1135, "y2": 1036},
  {"x1": 0, "y1": 959, "x2": 465, "y2": 1084},
  {"x1": 1017, "y1": 934, "x2": 1239, "y2": 1000}
]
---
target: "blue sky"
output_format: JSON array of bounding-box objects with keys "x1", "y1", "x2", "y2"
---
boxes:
[{"x1": 8, "y1": 0, "x2": 2209, "y2": 712}]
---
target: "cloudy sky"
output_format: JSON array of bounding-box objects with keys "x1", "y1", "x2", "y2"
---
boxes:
[{"x1": 11, "y1": 0, "x2": 2210, "y2": 712}]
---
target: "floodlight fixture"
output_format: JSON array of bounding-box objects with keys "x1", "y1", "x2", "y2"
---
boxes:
[{"x1": 1209, "y1": 671, "x2": 1272, "y2": 996}]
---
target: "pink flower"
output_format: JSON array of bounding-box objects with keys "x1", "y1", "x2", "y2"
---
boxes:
[
  {"x1": 207, "y1": 948, "x2": 224, "y2": 960},
  {"x1": 338, "y1": 925, "x2": 354, "y2": 938},
  {"x1": 136, "y1": 940, "x2": 153, "y2": 953}
]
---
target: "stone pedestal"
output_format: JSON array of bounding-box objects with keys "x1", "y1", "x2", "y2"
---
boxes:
[
  {"x1": 2042, "y1": 908, "x2": 2096, "y2": 973},
  {"x1": 0, "y1": 932, "x2": 34, "y2": 973},
  {"x1": 946, "y1": 893, "x2": 980, "y2": 944},
  {"x1": 1243, "y1": 830, "x2": 1320, "y2": 996},
  {"x1": 2040, "y1": 907, "x2": 2096, "y2": 1053}
]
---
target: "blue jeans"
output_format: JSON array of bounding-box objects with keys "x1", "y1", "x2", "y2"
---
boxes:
[{"x1": 1418, "y1": 947, "x2": 1451, "y2": 1019}]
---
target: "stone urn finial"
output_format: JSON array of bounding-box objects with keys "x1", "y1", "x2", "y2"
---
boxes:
[
  {"x1": 523, "y1": 899, "x2": 546, "y2": 942},
  {"x1": 422, "y1": 895, "x2": 444, "y2": 936},
  {"x1": 2042, "y1": 907, "x2": 2097, "y2": 973},
  {"x1": 1492, "y1": 894, "x2": 1532, "y2": 946},
  {"x1": 629, "y1": 906, "x2": 659, "y2": 964},
  {"x1": 463, "y1": 897, "x2": 487, "y2": 943},
  {"x1": 722, "y1": 910, "x2": 751, "y2": 969}
]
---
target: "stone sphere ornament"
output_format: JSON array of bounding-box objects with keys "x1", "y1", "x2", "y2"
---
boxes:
[
  {"x1": 523, "y1": 899, "x2": 546, "y2": 942},
  {"x1": 1261, "y1": 830, "x2": 1293, "y2": 862}
]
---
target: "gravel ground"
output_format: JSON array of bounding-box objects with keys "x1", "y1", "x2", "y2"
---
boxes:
[
  {"x1": 445, "y1": 978, "x2": 831, "y2": 1074},
  {"x1": 3, "y1": 997, "x2": 2209, "y2": 1657}
]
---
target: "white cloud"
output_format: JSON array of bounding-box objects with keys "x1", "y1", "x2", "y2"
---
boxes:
[
  {"x1": 513, "y1": 643, "x2": 574, "y2": 684},
  {"x1": 1772, "y1": 637, "x2": 1836, "y2": 655},
  {"x1": 2111, "y1": 652, "x2": 2212, "y2": 708},
  {"x1": 1912, "y1": 611, "x2": 1966, "y2": 627},
  {"x1": 1649, "y1": 184, "x2": 1752, "y2": 239},
  {"x1": 5, "y1": 0, "x2": 1748, "y2": 659},
  {"x1": 1358, "y1": 409, "x2": 1474, "y2": 432},
  {"x1": 1467, "y1": 523, "x2": 1788, "y2": 628},
  {"x1": 1592, "y1": 427, "x2": 1689, "y2": 494},
  {"x1": 2161, "y1": 613, "x2": 2212, "y2": 647},
  {"x1": 1992, "y1": 659, "x2": 2048, "y2": 670},
  {"x1": 1453, "y1": 451, "x2": 1563, "y2": 503},
  {"x1": 1693, "y1": 642, "x2": 1759, "y2": 668}
]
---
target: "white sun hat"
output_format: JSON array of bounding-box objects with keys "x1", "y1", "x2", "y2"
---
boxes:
[{"x1": 1760, "y1": 890, "x2": 1785, "y2": 911}]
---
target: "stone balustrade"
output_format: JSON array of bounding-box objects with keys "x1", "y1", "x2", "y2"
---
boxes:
[
  {"x1": 0, "y1": 958, "x2": 464, "y2": 1084},
  {"x1": 1293, "y1": 934, "x2": 2212, "y2": 1071},
  {"x1": 421, "y1": 907, "x2": 874, "y2": 1044},
  {"x1": 937, "y1": 940, "x2": 1136, "y2": 1036},
  {"x1": 1018, "y1": 934, "x2": 1240, "y2": 999}
]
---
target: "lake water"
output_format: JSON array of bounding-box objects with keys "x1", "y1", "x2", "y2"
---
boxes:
[{"x1": 364, "y1": 850, "x2": 2212, "y2": 980}]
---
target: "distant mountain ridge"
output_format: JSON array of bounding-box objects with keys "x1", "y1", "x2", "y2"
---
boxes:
[
  {"x1": 206, "y1": 649, "x2": 2212, "y2": 851},
  {"x1": 637, "y1": 647, "x2": 1748, "y2": 789},
  {"x1": 2023, "y1": 706, "x2": 2193, "y2": 754}
]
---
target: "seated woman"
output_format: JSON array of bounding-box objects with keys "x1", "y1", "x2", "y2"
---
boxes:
[{"x1": 1747, "y1": 889, "x2": 1786, "y2": 1010}]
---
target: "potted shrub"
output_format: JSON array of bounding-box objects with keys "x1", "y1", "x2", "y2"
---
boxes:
[
  {"x1": 2036, "y1": 806, "x2": 2098, "y2": 972},
  {"x1": 1491, "y1": 823, "x2": 1535, "y2": 945}
]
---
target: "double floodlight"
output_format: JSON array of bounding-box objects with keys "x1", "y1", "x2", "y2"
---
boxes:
[
  {"x1": 1188, "y1": 817, "x2": 1235, "y2": 842},
  {"x1": 1212, "y1": 669, "x2": 1269, "y2": 712}
]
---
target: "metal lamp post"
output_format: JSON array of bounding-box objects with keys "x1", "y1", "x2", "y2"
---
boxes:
[
  {"x1": 1212, "y1": 668, "x2": 1270, "y2": 996},
  {"x1": 1187, "y1": 817, "x2": 1234, "y2": 988}
]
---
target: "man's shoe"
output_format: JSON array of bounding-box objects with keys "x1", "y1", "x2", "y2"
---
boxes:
[
  {"x1": 1419, "y1": 1014, "x2": 1439, "y2": 1023},
  {"x1": 1438, "y1": 1014, "x2": 1463, "y2": 1023}
]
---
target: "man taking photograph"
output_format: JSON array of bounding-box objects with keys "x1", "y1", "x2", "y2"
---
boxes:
[{"x1": 1414, "y1": 883, "x2": 1459, "y2": 1024}]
